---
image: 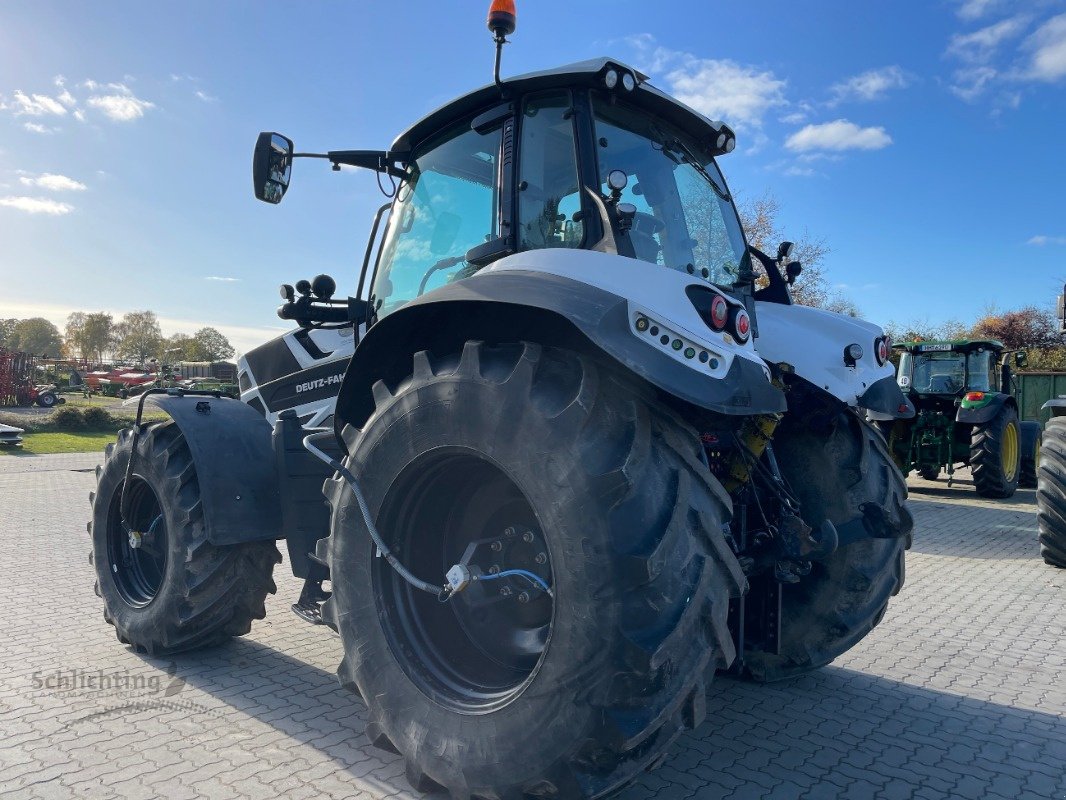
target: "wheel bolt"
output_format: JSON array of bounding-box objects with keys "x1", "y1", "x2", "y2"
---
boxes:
[
  {"x1": 503, "y1": 526, "x2": 516, "y2": 537},
  {"x1": 517, "y1": 592, "x2": 530, "y2": 603},
  {"x1": 490, "y1": 541, "x2": 502, "y2": 552},
  {"x1": 500, "y1": 586, "x2": 512, "y2": 597},
  {"x1": 534, "y1": 553, "x2": 547, "y2": 564},
  {"x1": 522, "y1": 531, "x2": 535, "y2": 543},
  {"x1": 488, "y1": 565, "x2": 499, "y2": 575}
]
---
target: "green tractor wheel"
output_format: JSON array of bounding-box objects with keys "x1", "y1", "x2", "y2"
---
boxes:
[
  {"x1": 1020, "y1": 421, "x2": 1042, "y2": 489},
  {"x1": 970, "y1": 405, "x2": 1021, "y2": 499}
]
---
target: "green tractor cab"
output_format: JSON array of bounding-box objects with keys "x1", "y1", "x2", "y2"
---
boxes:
[{"x1": 880, "y1": 339, "x2": 1041, "y2": 497}]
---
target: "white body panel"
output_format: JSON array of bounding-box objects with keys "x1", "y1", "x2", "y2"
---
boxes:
[
  {"x1": 488, "y1": 249, "x2": 770, "y2": 381},
  {"x1": 754, "y1": 301, "x2": 894, "y2": 406}
]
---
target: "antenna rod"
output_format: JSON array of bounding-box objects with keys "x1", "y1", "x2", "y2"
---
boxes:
[
  {"x1": 486, "y1": 1, "x2": 517, "y2": 87},
  {"x1": 493, "y1": 34, "x2": 506, "y2": 86}
]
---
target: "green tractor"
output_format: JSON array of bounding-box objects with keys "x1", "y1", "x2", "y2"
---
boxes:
[{"x1": 876, "y1": 339, "x2": 1040, "y2": 498}]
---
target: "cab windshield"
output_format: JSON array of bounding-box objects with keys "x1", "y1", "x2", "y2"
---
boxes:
[{"x1": 592, "y1": 95, "x2": 749, "y2": 286}]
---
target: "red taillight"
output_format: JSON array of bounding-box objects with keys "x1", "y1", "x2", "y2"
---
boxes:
[
  {"x1": 965, "y1": 391, "x2": 985, "y2": 402},
  {"x1": 733, "y1": 309, "x2": 751, "y2": 343},
  {"x1": 876, "y1": 337, "x2": 889, "y2": 365},
  {"x1": 710, "y1": 294, "x2": 728, "y2": 330}
]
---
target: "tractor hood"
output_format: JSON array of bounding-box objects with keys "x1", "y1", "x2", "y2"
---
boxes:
[{"x1": 754, "y1": 302, "x2": 911, "y2": 417}]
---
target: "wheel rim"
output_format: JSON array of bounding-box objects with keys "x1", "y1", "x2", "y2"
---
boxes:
[
  {"x1": 105, "y1": 477, "x2": 168, "y2": 607},
  {"x1": 1002, "y1": 421, "x2": 1019, "y2": 483},
  {"x1": 374, "y1": 448, "x2": 554, "y2": 714}
]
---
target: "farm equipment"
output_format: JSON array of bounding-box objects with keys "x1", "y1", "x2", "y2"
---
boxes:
[
  {"x1": 1037, "y1": 285, "x2": 1066, "y2": 567},
  {"x1": 877, "y1": 339, "x2": 1040, "y2": 498},
  {"x1": 88, "y1": 7, "x2": 914, "y2": 797}
]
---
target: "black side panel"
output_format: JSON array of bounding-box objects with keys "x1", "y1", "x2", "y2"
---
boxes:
[
  {"x1": 957, "y1": 393, "x2": 1012, "y2": 425},
  {"x1": 857, "y1": 375, "x2": 915, "y2": 418},
  {"x1": 334, "y1": 270, "x2": 785, "y2": 440},
  {"x1": 243, "y1": 334, "x2": 301, "y2": 386},
  {"x1": 149, "y1": 395, "x2": 282, "y2": 545},
  {"x1": 260, "y1": 358, "x2": 352, "y2": 413},
  {"x1": 273, "y1": 410, "x2": 336, "y2": 579}
]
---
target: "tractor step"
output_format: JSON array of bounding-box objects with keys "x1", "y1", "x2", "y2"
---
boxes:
[{"x1": 290, "y1": 577, "x2": 331, "y2": 625}]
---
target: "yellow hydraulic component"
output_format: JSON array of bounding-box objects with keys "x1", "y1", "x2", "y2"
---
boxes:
[{"x1": 723, "y1": 413, "x2": 782, "y2": 492}]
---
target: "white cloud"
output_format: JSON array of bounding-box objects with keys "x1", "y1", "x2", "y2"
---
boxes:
[
  {"x1": 0, "y1": 196, "x2": 74, "y2": 215},
  {"x1": 956, "y1": 0, "x2": 1005, "y2": 21},
  {"x1": 10, "y1": 90, "x2": 68, "y2": 116},
  {"x1": 779, "y1": 111, "x2": 808, "y2": 124},
  {"x1": 1021, "y1": 13, "x2": 1066, "y2": 81},
  {"x1": 1028, "y1": 235, "x2": 1066, "y2": 246},
  {"x1": 73, "y1": 109, "x2": 86, "y2": 122},
  {"x1": 950, "y1": 65, "x2": 999, "y2": 100},
  {"x1": 23, "y1": 122, "x2": 58, "y2": 134},
  {"x1": 86, "y1": 83, "x2": 154, "y2": 121},
  {"x1": 19, "y1": 173, "x2": 87, "y2": 192},
  {"x1": 784, "y1": 165, "x2": 817, "y2": 177},
  {"x1": 626, "y1": 36, "x2": 786, "y2": 130},
  {"x1": 194, "y1": 90, "x2": 218, "y2": 103},
  {"x1": 946, "y1": 16, "x2": 1029, "y2": 63},
  {"x1": 204, "y1": 276, "x2": 240, "y2": 282},
  {"x1": 829, "y1": 66, "x2": 911, "y2": 104},
  {"x1": 785, "y1": 120, "x2": 892, "y2": 152}
]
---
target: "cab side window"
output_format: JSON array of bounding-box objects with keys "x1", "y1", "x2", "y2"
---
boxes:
[{"x1": 517, "y1": 92, "x2": 584, "y2": 250}]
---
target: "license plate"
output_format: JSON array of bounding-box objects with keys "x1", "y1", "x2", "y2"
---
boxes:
[{"x1": 918, "y1": 343, "x2": 952, "y2": 352}]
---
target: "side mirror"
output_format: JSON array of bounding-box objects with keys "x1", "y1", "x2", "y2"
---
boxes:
[
  {"x1": 1015, "y1": 351, "x2": 1028, "y2": 368},
  {"x1": 777, "y1": 241, "x2": 794, "y2": 261},
  {"x1": 253, "y1": 132, "x2": 294, "y2": 204},
  {"x1": 785, "y1": 261, "x2": 803, "y2": 285}
]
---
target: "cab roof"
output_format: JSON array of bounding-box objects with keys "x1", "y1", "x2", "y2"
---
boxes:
[
  {"x1": 893, "y1": 339, "x2": 1004, "y2": 353},
  {"x1": 390, "y1": 57, "x2": 735, "y2": 155}
]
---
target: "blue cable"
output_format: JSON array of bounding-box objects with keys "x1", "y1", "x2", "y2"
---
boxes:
[{"x1": 478, "y1": 569, "x2": 553, "y2": 596}]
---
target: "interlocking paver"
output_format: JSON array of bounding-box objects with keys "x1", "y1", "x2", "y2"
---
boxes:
[{"x1": 0, "y1": 453, "x2": 1064, "y2": 799}]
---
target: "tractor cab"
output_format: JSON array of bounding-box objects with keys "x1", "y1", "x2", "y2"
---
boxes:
[
  {"x1": 253, "y1": 57, "x2": 755, "y2": 327},
  {"x1": 895, "y1": 340, "x2": 1005, "y2": 399}
]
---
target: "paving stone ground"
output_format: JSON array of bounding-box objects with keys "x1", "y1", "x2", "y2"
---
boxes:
[{"x1": 0, "y1": 451, "x2": 1063, "y2": 800}]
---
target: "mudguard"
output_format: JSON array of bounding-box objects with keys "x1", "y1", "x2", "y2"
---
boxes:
[
  {"x1": 145, "y1": 394, "x2": 282, "y2": 545},
  {"x1": 335, "y1": 250, "x2": 786, "y2": 438},
  {"x1": 956, "y1": 393, "x2": 1014, "y2": 425},
  {"x1": 1042, "y1": 396, "x2": 1066, "y2": 418},
  {"x1": 754, "y1": 301, "x2": 911, "y2": 417}
]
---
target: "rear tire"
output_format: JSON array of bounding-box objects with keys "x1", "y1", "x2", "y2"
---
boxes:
[
  {"x1": 37, "y1": 392, "x2": 57, "y2": 408},
  {"x1": 89, "y1": 422, "x2": 281, "y2": 654},
  {"x1": 1037, "y1": 417, "x2": 1066, "y2": 568},
  {"x1": 321, "y1": 342, "x2": 746, "y2": 799},
  {"x1": 1020, "y1": 420, "x2": 1042, "y2": 489},
  {"x1": 970, "y1": 405, "x2": 1021, "y2": 498},
  {"x1": 743, "y1": 409, "x2": 911, "y2": 682}
]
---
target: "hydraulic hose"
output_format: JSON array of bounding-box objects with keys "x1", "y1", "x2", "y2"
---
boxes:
[{"x1": 302, "y1": 431, "x2": 441, "y2": 595}]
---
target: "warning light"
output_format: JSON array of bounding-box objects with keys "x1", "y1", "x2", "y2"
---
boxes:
[
  {"x1": 487, "y1": 0, "x2": 517, "y2": 36},
  {"x1": 965, "y1": 391, "x2": 986, "y2": 402}
]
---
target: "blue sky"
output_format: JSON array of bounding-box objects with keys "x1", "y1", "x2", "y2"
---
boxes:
[{"x1": 1, "y1": 0, "x2": 1064, "y2": 354}]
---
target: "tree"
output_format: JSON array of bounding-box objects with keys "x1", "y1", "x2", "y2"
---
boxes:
[
  {"x1": 115, "y1": 310, "x2": 162, "y2": 365},
  {"x1": 191, "y1": 327, "x2": 235, "y2": 361},
  {"x1": 12, "y1": 317, "x2": 63, "y2": 356},
  {"x1": 0, "y1": 318, "x2": 18, "y2": 349},
  {"x1": 163, "y1": 333, "x2": 197, "y2": 362},
  {"x1": 971, "y1": 306, "x2": 1058, "y2": 351},
  {"x1": 735, "y1": 191, "x2": 839, "y2": 310},
  {"x1": 81, "y1": 313, "x2": 116, "y2": 365}
]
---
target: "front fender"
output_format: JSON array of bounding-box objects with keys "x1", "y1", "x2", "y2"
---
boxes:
[
  {"x1": 144, "y1": 394, "x2": 282, "y2": 545},
  {"x1": 754, "y1": 302, "x2": 905, "y2": 415},
  {"x1": 335, "y1": 264, "x2": 785, "y2": 438}
]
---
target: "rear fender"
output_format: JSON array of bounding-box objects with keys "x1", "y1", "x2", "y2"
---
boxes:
[
  {"x1": 1042, "y1": 396, "x2": 1066, "y2": 418},
  {"x1": 335, "y1": 258, "x2": 786, "y2": 439},
  {"x1": 145, "y1": 394, "x2": 282, "y2": 545},
  {"x1": 956, "y1": 393, "x2": 1013, "y2": 425}
]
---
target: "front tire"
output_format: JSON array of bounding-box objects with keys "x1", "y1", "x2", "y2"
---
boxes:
[
  {"x1": 744, "y1": 408, "x2": 911, "y2": 682},
  {"x1": 321, "y1": 342, "x2": 746, "y2": 799},
  {"x1": 971, "y1": 405, "x2": 1021, "y2": 498},
  {"x1": 37, "y1": 392, "x2": 57, "y2": 408},
  {"x1": 1037, "y1": 417, "x2": 1066, "y2": 568},
  {"x1": 89, "y1": 423, "x2": 281, "y2": 654}
]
